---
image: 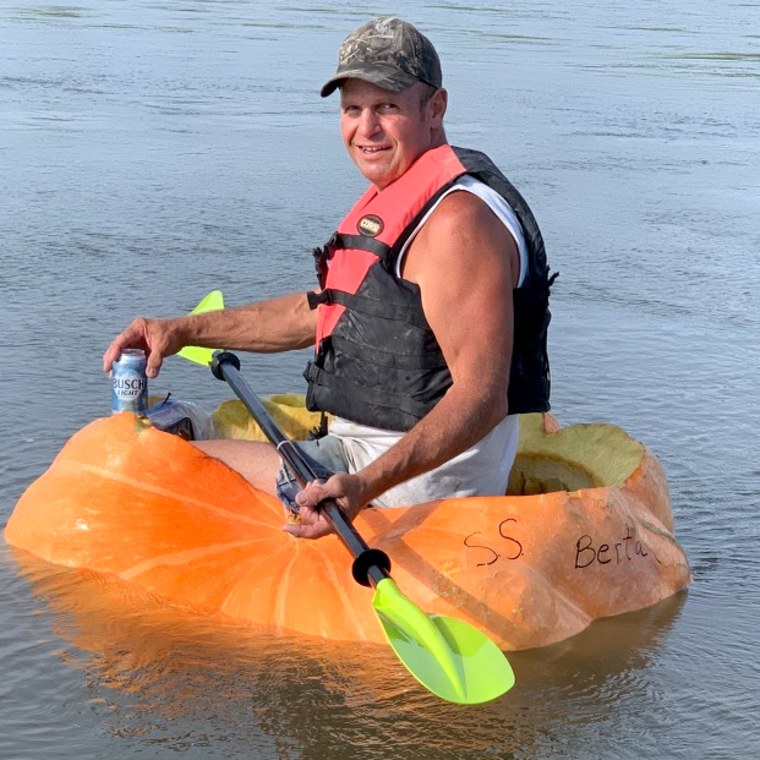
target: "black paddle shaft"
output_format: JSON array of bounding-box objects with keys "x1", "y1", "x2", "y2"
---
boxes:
[{"x1": 210, "y1": 351, "x2": 391, "y2": 588}]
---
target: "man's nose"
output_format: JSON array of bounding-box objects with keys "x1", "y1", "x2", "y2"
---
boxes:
[{"x1": 357, "y1": 108, "x2": 381, "y2": 136}]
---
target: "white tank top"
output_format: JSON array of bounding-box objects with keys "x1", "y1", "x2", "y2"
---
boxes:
[{"x1": 397, "y1": 174, "x2": 528, "y2": 287}]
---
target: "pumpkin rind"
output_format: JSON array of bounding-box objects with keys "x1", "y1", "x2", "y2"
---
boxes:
[{"x1": 4, "y1": 405, "x2": 691, "y2": 650}]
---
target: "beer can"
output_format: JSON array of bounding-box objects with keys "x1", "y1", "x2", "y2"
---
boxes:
[{"x1": 112, "y1": 349, "x2": 148, "y2": 415}]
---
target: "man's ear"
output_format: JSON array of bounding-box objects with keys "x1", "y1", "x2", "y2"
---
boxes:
[{"x1": 430, "y1": 88, "x2": 448, "y2": 127}]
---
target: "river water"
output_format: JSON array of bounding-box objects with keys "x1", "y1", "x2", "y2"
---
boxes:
[{"x1": 1, "y1": 1, "x2": 758, "y2": 758}]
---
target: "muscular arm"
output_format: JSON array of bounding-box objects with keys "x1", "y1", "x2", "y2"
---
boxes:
[
  {"x1": 289, "y1": 191, "x2": 518, "y2": 536},
  {"x1": 356, "y1": 190, "x2": 516, "y2": 499},
  {"x1": 103, "y1": 292, "x2": 317, "y2": 377},
  {"x1": 177, "y1": 293, "x2": 317, "y2": 353}
]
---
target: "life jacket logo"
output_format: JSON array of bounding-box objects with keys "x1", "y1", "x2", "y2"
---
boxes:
[{"x1": 357, "y1": 214, "x2": 384, "y2": 237}]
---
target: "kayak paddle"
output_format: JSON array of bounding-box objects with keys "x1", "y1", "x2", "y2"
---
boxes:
[
  {"x1": 174, "y1": 292, "x2": 515, "y2": 702},
  {"x1": 204, "y1": 349, "x2": 515, "y2": 704}
]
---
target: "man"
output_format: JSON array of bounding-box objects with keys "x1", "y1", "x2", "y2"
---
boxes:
[{"x1": 102, "y1": 16, "x2": 554, "y2": 539}]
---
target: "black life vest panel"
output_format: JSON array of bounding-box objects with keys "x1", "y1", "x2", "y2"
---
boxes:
[{"x1": 304, "y1": 144, "x2": 555, "y2": 432}]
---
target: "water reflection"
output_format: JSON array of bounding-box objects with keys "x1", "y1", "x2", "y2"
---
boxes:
[{"x1": 9, "y1": 547, "x2": 687, "y2": 759}]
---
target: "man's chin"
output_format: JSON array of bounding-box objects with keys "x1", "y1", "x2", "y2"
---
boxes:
[{"x1": 355, "y1": 160, "x2": 398, "y2": 189}]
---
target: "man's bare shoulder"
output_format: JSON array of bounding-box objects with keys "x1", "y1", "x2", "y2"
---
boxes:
[
  {"x1": 405, "y1": 189, "x2": 518, "y2": 283},
  {"x1": 427, "y1": 188, "x2": 494, "y2": 231}
]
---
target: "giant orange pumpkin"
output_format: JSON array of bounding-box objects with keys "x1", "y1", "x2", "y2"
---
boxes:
[{"x1": 4, "y1": 400, "x2": 691, "y2": 650}]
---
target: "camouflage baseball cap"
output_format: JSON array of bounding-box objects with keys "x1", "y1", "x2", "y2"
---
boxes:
[{"x1": 320, "y1": 16, "x2": 442, "y2": 98}]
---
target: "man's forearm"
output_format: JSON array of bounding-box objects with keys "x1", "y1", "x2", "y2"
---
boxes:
[
  {"x1": 177, "y1": 292, "x2": 317, "y2": 353},
  {"x1": 354, "y1": 384, "x2": 508, "y2": 505}
]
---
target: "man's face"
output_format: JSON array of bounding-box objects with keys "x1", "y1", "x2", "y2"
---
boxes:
[{"x1": 339, "y1": 79, "x2": 445, "y2": 190}]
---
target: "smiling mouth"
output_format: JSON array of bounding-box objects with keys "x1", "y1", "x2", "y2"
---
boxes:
[{"x1": 358, "y1": 145, "x2": 389, "y2": 154}]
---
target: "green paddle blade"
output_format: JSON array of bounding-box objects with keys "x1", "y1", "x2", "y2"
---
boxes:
[
  {"x1": 177, "y1": 290, "x2": 224, "y2": 366},
  {"x1": 372, "y1": 577, "x2": 515, "y2": 704}
]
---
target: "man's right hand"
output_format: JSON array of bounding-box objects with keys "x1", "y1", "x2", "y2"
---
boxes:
[{"x1": 102, "y1": 316, "x2": 184, "y2": 378}]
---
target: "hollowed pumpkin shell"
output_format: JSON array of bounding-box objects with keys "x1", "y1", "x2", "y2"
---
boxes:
[{"x1": 4, "y1": 400, "x2": 691, "y2": 650}]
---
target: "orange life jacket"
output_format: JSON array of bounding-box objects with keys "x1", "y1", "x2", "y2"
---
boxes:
[{"x1": 304, "y1": 144, "x2": 554, "y2": 432}]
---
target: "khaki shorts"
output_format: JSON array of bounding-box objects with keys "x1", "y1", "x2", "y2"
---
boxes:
[{"x1": 274, "y1": 435, "x2": 349, "y2": 514}]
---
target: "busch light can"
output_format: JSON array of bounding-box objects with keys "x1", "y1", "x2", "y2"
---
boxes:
[{"x1": 111, "y1": 349, "x2": 148, "y2": 415}]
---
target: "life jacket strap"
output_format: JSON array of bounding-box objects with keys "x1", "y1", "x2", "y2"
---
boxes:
[
  {"x1": 307, "y1": 290, "x2": 334, "y2": 309},
  {"x1": 324, "y1": 289, "x2": 432, "y2": 329},
  {"x1": 304, "y1": 362, "x2": 434, "y2": 423},
  {"x1": 334, "y1": 233, "x2": 392, "y2": 263}
]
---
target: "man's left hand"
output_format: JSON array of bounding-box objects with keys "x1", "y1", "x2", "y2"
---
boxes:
[{"x1": 283, "y1": 473, "x2": 368, "y2": 539}]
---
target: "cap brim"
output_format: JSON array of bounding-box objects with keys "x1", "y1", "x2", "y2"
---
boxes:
[
  {"x1": 319, "y1": 65, "x2": 419, "y2": 98},
  {"x1": 320, "y1": 75, "x2": 347, "y2": 98}
]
